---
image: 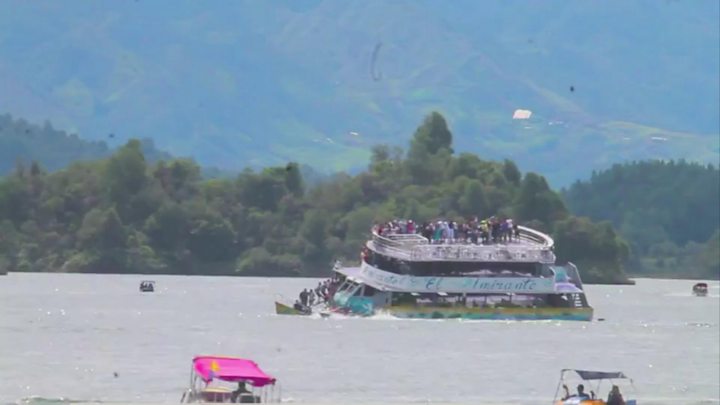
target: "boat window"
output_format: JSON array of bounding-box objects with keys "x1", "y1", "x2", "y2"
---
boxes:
[
  {"x1": 352, "y1": 284, "x2": 365, "y2": 296},
  {"x1": 362, "y1": 285, "x2": 378, "y2": 297},
  {"x1": 540, "y1": 265, "x2": 554, "y2": 277},
  {"x1": 336, "y1": 280, "x2": 357, "y2": 294},
  {"x1": 392, "y1": 292, "x2": 417, "y2": 305},
  {"x1": 445, "y1": 293, "x2": 550, "y2": 308}
]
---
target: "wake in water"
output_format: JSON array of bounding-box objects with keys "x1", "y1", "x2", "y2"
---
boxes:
[
  {"x1": 14, "y1": 397, "x2": 101, "y2": 405},
  {"x1": 310, "y1": 310, "x2": 567, "y2": 326}
]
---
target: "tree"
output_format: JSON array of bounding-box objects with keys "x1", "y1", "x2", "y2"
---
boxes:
[
  {"x1": 406, "y1": 112, "x2": 454, "y2": 185},
  {"x1": 104, "y1": 140, "x2": 147, "y2": 205},
  {"x1": 553, "y1": 216, "x2": 630, "y2": 283},
  {"x1": 187, "y1": 214, "x2": 237, "y2": 261},
  {"x1": 0, "y1": 177, "x2": 29, "y2": 225},
  {"x1": 502, "y1": 159, "x2": 521, "y2": 185},
  {"x1": 77, "y1": 207, "x2": 127, "y2": 250},
  {"x1": 30, "y1": 161, "x2": 42, "y2": 177},
  {"x1": 301, "y1": 209, "x2": 328, "y2": 248},
  {"x1": 144, "y1": 202, "x2": 190, "y2": 251},
  {"x1": 514, "y1": 172, "x2": 567, "y2": 224},
  {"x1": 237, "y1": 170, "x2": 287, "y2": 211},
  {"x1": 458, "y1": 179, "x2": 489, "y2": 216},
  {"x1": 409, "y1": 111, "x2": 453, "y2": 155},
  {"x1": 236, "y1": 247, "x2": 301, "y2": 276},
  {"x1": 284, "y1": 162, "x2": 305, "y2": 197},
  {"x1": 300, "y1": 209, "x2": 333, "y2": 266}
]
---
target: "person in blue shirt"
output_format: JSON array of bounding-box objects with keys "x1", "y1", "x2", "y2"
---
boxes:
[{"x1": 563, "y1": 384, "x2": 591, "y2": 400}]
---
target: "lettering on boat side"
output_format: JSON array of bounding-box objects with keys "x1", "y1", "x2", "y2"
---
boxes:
[{"x1": 359, "y1": 263, "x2": 555, "y2": 293}]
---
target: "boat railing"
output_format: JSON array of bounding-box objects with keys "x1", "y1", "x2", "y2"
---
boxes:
[
  {"x1": 373, "y1": 232, "x2": 429, "y2": 248},
  {"x1": 369, "y1": 225, "x2": 555, "y2": 263},
  {"x1": 368, "y1": 241, "x2": 556, "y2": 263},
  {"x1": 516, "y1": 225, "x2": 554, "y2": 249}
]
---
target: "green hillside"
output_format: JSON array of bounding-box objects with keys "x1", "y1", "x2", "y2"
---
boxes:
[
  {"x1": 0, "y1": 113, "x2": 109, "y2": 173},
  {"x1": 0, "y1": 1, "x2": 718, "y2": 185},
  {"x1": 0, "y1": 113, "x2": 172, "y2": 174},
  {"x1": 563, "y1": 161, "x2": 720, "y2": 279}
]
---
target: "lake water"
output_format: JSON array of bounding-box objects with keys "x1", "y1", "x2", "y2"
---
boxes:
[{"x1": 0, "y1": 274, "x2": 718, "y2": 404}]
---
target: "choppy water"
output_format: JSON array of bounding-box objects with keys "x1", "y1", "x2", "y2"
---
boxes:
[{"x1": 0, "y1": 274, "x2": 718, "y2": 404}]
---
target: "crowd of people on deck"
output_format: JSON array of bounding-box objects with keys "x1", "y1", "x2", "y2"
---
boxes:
[
  {"x1": 373, "y1": 216, "x2": 521, "y2": 245},
  {"x1": 291, "y1": 216, "x2": 522, "y2": 313}
]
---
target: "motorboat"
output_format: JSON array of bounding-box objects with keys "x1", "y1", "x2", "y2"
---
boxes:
[
  {"x1": 274, "y1": 301, "x2": 311, "y2": 316},
  {"x1": 180, "y1": 355, "x2": 279, "y2": 403},
  {"x1": 552, "y1": 369, "x2": 637, "y2": 404},
  {"x1": 692, "y1": 282, "x2": 708, "y2": 297},
  {"x1": 139, "y1": 280, "x2": 155, "y2": 292},
  {"x1": 275, "y1": 300, "x2": 334, "y2": 318}
]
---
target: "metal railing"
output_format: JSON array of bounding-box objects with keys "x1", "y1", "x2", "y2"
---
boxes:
[
  {"x1": 378, "y1": 233, "x2": 430, "y2": 247},
  {"x1": 516, "y1": 225, "x2": 555, "y2": 249},
  {"x1": 369, "y1": 225, "x2": 555, "y2": 263}
]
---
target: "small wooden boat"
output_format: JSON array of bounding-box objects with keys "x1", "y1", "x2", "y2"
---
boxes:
[
  {"x1": 275, "y1": 301, "x2": 311, "y2": 316},
  {"x1": 693, "y1": 282, "x2": 708, "y2": 297}
]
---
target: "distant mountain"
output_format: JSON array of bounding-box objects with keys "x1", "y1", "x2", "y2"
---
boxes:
[
  {"x1": 1, "y1": 0, "x2": 718, "y2": 185},
  {"x1": 0, "y1": 113, "x2": 171, "y2": 174}
]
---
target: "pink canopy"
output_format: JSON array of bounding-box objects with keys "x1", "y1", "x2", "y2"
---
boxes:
[{"x1": 192, "y1": 356, "x2": 276, "y2": 387}]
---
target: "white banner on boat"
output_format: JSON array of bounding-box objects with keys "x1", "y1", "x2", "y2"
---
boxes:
[{"x1": 357, "y1": 262, "x2": 557, "y2": 294}]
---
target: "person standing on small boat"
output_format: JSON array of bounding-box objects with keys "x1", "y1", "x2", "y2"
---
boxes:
[
  {"x1": 607, "y1": 385, "x2": 626, "y2": 405},
  {"x1": 308, "y1": 289, "x2": 316, "y2": 306},
  {"x1": 230, "y1": 381, "x2": 251, "y2": 403}
]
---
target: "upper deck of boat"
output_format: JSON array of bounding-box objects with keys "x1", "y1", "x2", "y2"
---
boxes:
[{"x1": 367, "y1": 225, "x2": 556, "y2": 264}]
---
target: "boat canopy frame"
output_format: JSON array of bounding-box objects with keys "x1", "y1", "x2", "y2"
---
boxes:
[
  {"x1": 181, "y1": 356, "x2": 280, "y2": 403},
  {"x1": 552, "y1": 369, "x2": 636, "y2": 404}
]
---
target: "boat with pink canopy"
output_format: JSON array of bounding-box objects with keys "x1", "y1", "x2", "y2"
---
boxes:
[{"x1": 181, "y1": 355, "x2": 280, "y2": 403}]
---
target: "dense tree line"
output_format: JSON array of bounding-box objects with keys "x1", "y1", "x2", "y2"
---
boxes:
[
  {"x1": 0, "y1": 113, "x2": 632, "y2": 282},
  {"x1": 563, "y1": 161, "x2": 720, "y2": 279}
]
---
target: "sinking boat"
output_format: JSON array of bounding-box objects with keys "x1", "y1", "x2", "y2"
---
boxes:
[
  {"x1": 328, "y1": 224, "x2": 594, "y2": 321},
  {"x1": 180, "y1": 355, "x2": 279, "y2": 403}
]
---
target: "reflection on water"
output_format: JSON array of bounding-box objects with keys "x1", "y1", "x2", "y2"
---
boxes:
[{"x1": 0, "y1": 274, "x2": 718, "y2": 404}]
